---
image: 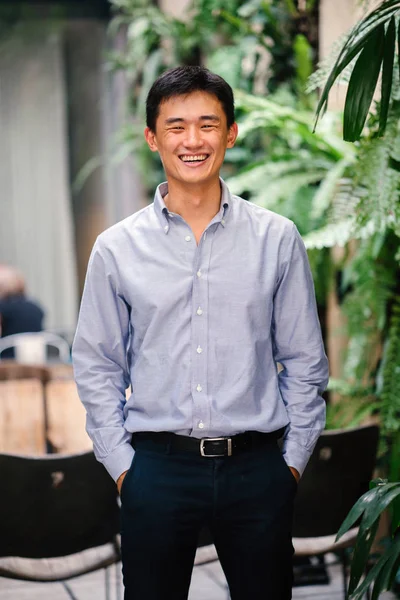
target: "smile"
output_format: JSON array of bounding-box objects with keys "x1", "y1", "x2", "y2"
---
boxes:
[{"x1": 179, "y1": 154, "x2": 209, "y2": 164}]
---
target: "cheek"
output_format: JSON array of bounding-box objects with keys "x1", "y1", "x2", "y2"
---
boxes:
[{"x1": 210, "y1": 134, "x2": 228, "y2": 152}]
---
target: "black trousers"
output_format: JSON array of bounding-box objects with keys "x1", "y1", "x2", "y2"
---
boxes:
[{"x1": 120, "y1": 436, "x2": 297, "y2": 600}]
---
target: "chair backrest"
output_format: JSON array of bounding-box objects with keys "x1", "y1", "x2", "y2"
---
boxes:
[
  {"x1": 0, "y1": 451, "x2": 120, "y2": 559},
  {"x1": 292, "y1": 424, "x2": 380, "y2": 537},
  {"x1": 0, "y1": 332, "x2": 71, "y2": 364},
  {"x1": 0, "y1": 379, "x2": 46, "y2": 455}
]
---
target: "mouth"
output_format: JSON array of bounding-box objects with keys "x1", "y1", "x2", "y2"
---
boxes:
[{"x1": 178, "y1": 154, "x2": 210, "y2": 166}]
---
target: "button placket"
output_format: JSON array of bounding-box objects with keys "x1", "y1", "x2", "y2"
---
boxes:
[{"x1": 191, "y1": 227, "x2": 212, "y2": 432}]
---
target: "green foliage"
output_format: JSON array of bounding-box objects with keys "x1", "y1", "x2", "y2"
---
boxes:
[
  {"x1": 108, "y1": 0, "x2": 318, "y2": 112},
  {"x1": 325, "y1": 386, "x2": 379, "y2": 430},
  {"x1": 225, "y1": 90, "x2": 354, "y2": 241},
  {"x1": 340, "y1": 234, "x2": 398, "y2": 381},
  {"x1": 313, "y1": 0, "x2": 400, "y2": 141},
  {"x1": 378, "y1": 299, "x2": 400, "y2": 440},
  {"x1": 343, "y1": 23, "x2": 385, "y2": 141},
  {"x1": 311, "y1": 5, "x2": 400, "y2": 596},
  {"x1": 336, "y1": 481, "x2": 400, "y2": 600},
  {"x1": 307, "y1": 41, "x2": 400, "y2": 265}
]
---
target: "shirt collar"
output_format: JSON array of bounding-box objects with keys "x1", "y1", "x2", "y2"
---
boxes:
[{"x1": 153, "y1": 178, "x2": 231, "y2": 234}]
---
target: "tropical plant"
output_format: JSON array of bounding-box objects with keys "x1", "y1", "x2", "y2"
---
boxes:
[
  {"x1": 336, "y1": 480, "x2": 400, "y2": 600},
  {"x1": 310, "y1": 2, "x2": 400, "y2": 595},
  {"x1": 109, "y1": 0, "x2": 318, "y2": 100},
  {"x1": 313, "y1": 0, "x2": 400, "y2": 142},
  {"x1": 225, "y1": 89, "x2": 355, "y2": 236},
  {"x1": 308, "y1": 6, "x2": 400, "y2": 475}
]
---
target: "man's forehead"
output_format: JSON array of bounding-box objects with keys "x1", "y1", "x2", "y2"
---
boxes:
[{"x1": 158, "y1": 91, "x2": 224, "y2": 117}]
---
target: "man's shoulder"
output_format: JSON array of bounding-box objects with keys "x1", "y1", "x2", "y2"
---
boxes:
[
  {"x1": 96, "y1": 203, "x2": 155, "y2": 249},
  {"x1": 230, "y1": 193, "x2": 295, "y2": 236}
]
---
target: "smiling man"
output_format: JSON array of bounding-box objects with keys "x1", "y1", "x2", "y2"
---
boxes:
[{"x1": 72, "y1": 66, "x2": 329, "y2": 600}]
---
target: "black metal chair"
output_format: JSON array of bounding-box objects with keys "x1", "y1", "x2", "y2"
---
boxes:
[
  {"x1": 292, "y1": 424, "x2": 380, "y2": 599},
  {"x1": 0, "y1": 451, "x2": 121, "y2": 600}
]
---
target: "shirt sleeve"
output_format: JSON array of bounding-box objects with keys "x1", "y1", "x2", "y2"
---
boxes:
[
  {"x1": 72, "y1": 237, "x2": 135, "y2": 481},
  {"x1": 272, "y1": 223, "x2": 329, "y2": 476}
]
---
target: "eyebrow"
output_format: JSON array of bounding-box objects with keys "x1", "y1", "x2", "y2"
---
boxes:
[{"x1": 164, "y1": 115, "x2": 221, "y2": 125}]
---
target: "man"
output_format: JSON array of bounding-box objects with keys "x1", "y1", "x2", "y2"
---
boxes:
[
  {"x1": 72, "y1": 66, "x2": 329, "y2": 600},
  {"x1": 0, "y1": 265, "x2": 45, "y2": 358}
]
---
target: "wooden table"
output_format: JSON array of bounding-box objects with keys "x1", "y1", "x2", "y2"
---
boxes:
[
  {"x1": 0, "y1": 379, "x2": 46, "y2": 454},
  {"x1": 0, "y1": 362, "x2": 91, "y2": 455},
  {"x1": 46, "y1": 380, "x2": 92, "y2": 454}
]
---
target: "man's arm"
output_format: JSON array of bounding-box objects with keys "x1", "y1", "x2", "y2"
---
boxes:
[
  {"x1": 72, "y1": 238, "x2": 135, "y2": 482},
  {"x1": 272, "y1": 223, "x2": 329, "y2": 478}
]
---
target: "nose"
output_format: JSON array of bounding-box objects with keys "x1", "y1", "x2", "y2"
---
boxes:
[{"x1": 183, "y1": 126, "x2": 203, "y2": 149}]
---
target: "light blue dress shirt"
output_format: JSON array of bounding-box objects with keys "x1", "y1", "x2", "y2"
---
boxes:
[{"x1": 72, "y1": 179, "x2": 329, "y2": 482}]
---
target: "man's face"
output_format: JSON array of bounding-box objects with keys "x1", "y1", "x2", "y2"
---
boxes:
[{"x1": 144, "y1": 91, "x2": 238, "y2": 187}]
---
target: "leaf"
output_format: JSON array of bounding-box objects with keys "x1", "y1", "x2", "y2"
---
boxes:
[
  {"x1": 349, "y1": 533, "x2": 400, "y2": 600},
  {"x1": 302, "y1": 219, "x2": 356, "y2": 249},
  {"x1": 336, "y1": 484, "x2": 400, "y2": 540},
  {"x1": 371, "y1": 535, "x2": 400, "y2": 600},
  {"x1": 379, "y1": 16, "x2": 396, "y2": 136},
  {"x1": 349, "y1": 550, "x2": 389, "y2": 600},
  {"x1": 314, "y1": 1, "x2": 400, "y2": 133},
  {"x1": 72, "y1": 156, "x2": 104, "y2": 194},
  {"x1": 345, "y1": 402, "x2": 381, "y2": 429},
  {"x1": 343, "y1": 23, "x2": 385, "y2": 141},
  {"x1": 294, "y1": 34, "x2": 313, "y2": 88},
  {"x1": 361, "y1": 483, "x2": 400, "y2": 530},
  {"x1": 311, "y1": 157, "x2": 353, "y2": 220},
  {"x1": 349, "y1": 517, "x2": 380, "y2": 593},
  {"x1": 398, "y1": 16, "x2": 400, "y2": 85},
  {"x1": 283, "y1": 0, "x2": 298, "y2": 17},
  {"x1": 336, "y1": 487, "x2": 383, "y2": 540},
  {"x1": 219, "y1": 9, "x2": 244, "y2": 31},
  {"x1": 343, "y1": 484, "x2": 400, "y2": 593}
]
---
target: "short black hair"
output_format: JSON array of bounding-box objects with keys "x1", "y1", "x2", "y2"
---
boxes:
[{"x1": 146, "y1": 66, "x2": 235, "y2": 132}]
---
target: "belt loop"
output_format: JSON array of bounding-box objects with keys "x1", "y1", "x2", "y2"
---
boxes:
[{"x1": 227, "y1": 438, "x2": 232, "y2": 456}]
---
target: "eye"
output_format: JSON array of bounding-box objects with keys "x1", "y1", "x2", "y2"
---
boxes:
[{"x1": 202, "y1": 125, "x2": 214, "y2": 129}]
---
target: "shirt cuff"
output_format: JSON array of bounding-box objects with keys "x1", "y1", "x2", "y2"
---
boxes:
[
  {"x1": 281, "y1": 438, "x2": 312, "y2": 478},
  {"x1": 101, "y1": 442, "x2": 135, "y2": 482}
]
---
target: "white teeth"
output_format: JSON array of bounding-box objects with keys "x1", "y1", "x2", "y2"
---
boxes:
[{"x1": 180, "y1": 155, "x2": 208, "y2": 162}]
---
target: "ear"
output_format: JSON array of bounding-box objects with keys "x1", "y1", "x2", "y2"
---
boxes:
[
  {"x1": 227, "y1": 122, "x2": 238, "y2": 148},
  {"x1": 144, "y1": 127, "x2": 158, "y2": 152}
]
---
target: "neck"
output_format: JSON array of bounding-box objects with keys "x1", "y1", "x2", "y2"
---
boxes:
[{"x1": 164, "y1": 177, "x2": 222, "y2": 224}]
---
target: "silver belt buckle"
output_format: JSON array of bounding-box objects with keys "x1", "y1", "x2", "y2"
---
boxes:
[{"x1": 200, "y1": 437, "x2": 233, "y2": 457}]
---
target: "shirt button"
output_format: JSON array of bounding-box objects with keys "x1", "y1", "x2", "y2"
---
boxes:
[
  {"x1": 196, "y1": 384, "x2": 202, "y2": 392},
  {"x1": 185, "y1": 235, "x2": 191, "y2": 242},
  {"x1": 221, "y1": 219, "x2": 225, "y2": 225},
  {"x1": 197, "y1": 346, "x2": 203, "y2": 354},
  {"x1": 197, "y1": 307, "x2": 203, "y2": 316},
  {"x1": 198, "y1": 421, "x2": 204, "y2": 429},
  {"x1": 164, "y1": 225, "x2": 169, "y2": 232},
  {"x1": 197, "y1": 270, "x2": 202, "y2": 278},
  {"x1": 203, "y1": 232, "x2": 207, "y2": 240}
]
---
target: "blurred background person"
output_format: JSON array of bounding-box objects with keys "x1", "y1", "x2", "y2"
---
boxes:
[{"x1": 0, "y1": 265, "x2": 45, "y2": 357}]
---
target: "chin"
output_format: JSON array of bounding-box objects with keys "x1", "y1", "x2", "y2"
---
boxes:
[{"x1": 177, "y1": 168, "x2": 217, "y2": 184}]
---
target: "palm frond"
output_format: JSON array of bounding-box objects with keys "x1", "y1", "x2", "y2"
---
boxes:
[{"x1": 314, "y1": 1, "x2": 400, "y2": 140}]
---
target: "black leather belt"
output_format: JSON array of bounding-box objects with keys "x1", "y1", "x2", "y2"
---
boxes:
[{"x1": 131, "y1": 428, "x2": 284, "y2": 457}]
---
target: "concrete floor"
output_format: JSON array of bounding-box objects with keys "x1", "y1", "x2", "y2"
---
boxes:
[{"x1": 0, "y1": 553, "x2": 396, "y2": 600}]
